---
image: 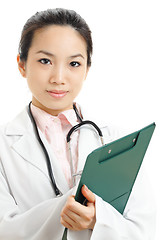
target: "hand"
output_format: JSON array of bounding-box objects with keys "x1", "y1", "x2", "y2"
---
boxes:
[{"x1": 60, "y1": 185, "x2": 96, "y2": 231}]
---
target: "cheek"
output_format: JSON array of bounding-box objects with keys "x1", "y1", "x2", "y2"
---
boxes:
[
  {"x1": 71, "y1": 70, "x2": 87, "y2": 93},
  {"x1": 26, "y1": 66, "x2": 45, "y2": 89},
  {"x1": 72, "y1": 78, "x2": 84, "y2": 96}
]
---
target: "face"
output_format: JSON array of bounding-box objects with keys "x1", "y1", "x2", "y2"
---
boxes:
[{"x1": 17, "y1": 25, "x2": 89, "y2": 115}]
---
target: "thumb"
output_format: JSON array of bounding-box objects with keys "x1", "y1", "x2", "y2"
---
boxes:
[{"x1": 81, "y1": 185, "x2": 95, "y2": 203}]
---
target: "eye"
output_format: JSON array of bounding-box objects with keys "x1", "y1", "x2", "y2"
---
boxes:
[
  {"x1": 70, "y1": 61, "x2": 80, "y2": 67},
  {"x1": 38, "y1": 58, "x2": 52, "y2": 65}
]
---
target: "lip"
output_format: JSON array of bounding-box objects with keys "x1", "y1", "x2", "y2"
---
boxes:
[{"x1": 47, "y1": 90, "x2": 68, "y2": 99}]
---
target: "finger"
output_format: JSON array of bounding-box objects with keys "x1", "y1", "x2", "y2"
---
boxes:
[
  {"x1": 81, "y1": 185, "x2": 95, "y2": 203},
  {"x1": 60, "y1": 212, "x2": 76, "y2": 230},
  {"x1": 64, "y1": 196, "x2": 82, "y2": 214},
  {"x1": 61, "y1": 217, "x2": 73, "y2": 230},
  {"x1": 61, "y1": 210, "x2": 83, "y2": 231},
  {"x1": 61, "y1": 196, "x2": 83, "y2": 220},
  {"x1": 62, "y1": 207, "x2": 81, "y2": 223}
]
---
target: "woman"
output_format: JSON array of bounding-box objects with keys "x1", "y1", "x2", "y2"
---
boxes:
[{"x1": 0, "y1": 8, "x2": 156, "y2": 239}]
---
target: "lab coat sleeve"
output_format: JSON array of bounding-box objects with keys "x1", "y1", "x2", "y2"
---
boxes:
[
  {"x1": 0, "y1": 167, "x2": 71, "y2": 240},
  {"x1": 91, "y1": 167, "x2": 156, "y2": 240}
]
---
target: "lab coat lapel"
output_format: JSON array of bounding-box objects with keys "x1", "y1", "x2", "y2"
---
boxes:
[
  {"x1": 37, "y1": 130, "x2": 70, "y2": 194},
  {"x1": 5, "y1": 109, "x2": 50, "y2": 181},
  {"x1": 77, "y1": 105, "x2": 102, "y2": 173},
  {"x1": 11, "y1": 132, "x2": 49, "y2": 179},
  {"x1": 77, "y1": 106, "x2": 115, "y2": 174},
  {"x1": 5, "y1": 108, "x2": 69, "y2": 194},
  {"x1": 77, "y1": 126, "x2": 102, "y2": 174}
]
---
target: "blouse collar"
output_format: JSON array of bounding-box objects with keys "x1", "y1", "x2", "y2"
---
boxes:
[{"x1": 30, "y1": 103, "x2": 79, "y2": 134}]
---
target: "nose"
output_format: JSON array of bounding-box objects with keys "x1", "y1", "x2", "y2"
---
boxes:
[{"x1": 49, "y1": 64, "x2": 66, "y2": 85}]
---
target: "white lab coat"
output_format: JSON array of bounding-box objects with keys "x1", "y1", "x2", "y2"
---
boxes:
[{"x1": 0, "y1": 106, "x2": 156, "y2": 240}]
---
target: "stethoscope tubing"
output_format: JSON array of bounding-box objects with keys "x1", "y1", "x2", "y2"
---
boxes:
[
  {"x1": 28, "y1": 102, "x2": 61, "y2": 196},
  {"x1": 67, "y1": 120, "x2": 104, "y2": 143},
  {"x1": 28, "y1": 102, "x2": 104, "y2": 196}
]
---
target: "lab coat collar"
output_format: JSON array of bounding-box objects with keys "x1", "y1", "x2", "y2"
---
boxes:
[{"x1": 5, "y1": 106, "x2": 32, "y2": 136}]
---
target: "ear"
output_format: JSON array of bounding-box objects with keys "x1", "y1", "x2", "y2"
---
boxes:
[{"x1": 17, "y1": 54, "x2": 26, "y2": 78}]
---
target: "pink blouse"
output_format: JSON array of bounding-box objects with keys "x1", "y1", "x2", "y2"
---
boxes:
[{"x1": 31, "y1": 104, "x2": 79, "y2": 188}]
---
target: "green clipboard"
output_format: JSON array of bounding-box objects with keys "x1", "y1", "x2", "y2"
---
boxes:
[{"x1": 75, "y1": 122, "x2": 156, "y2": 214}]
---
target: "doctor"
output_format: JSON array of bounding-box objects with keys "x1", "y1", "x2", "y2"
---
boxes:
[{"x1": 0, "y1": 8, "x2": 156, "y2": 240}]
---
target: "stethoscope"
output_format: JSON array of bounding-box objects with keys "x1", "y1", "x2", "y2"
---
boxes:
[{"x1": 28, "y1": 102, "x2": 104, "y2": 197}]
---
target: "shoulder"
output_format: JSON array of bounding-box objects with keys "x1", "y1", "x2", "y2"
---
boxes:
[
  {"x1": 81, "y1": 104, "x2": 127, "y2": 144},
  {"x1": 0, "y1": 106, "x2": 31, "y2": 137}
]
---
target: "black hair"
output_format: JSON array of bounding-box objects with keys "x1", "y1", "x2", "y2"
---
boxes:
[{"x1": 18, "y1": 8, "x2": 92, "y2": 66}]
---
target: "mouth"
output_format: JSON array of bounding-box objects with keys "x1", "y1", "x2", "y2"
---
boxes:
[{"x1": 47, "y1": 90, "x2": 68, "y2": 99}]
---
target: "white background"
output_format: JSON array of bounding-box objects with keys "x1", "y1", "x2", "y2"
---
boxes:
[{"x1": 0, "y1": 0, "x2": 159, "y2": 238}]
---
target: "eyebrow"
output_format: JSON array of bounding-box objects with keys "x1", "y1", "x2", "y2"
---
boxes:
[
  {"x1": 69, "y1": 54, "x2": 85, "y2": 59},
  {"x1": 36, "y1": 50, "x2": 85, "y2": 59},
  {"x1": 36, "y1": 50, "x2": 55, "y2": 57}
]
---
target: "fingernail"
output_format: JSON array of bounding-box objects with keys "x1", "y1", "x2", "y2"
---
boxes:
[{"x1": 84, "y1": 185, "x2": 88, "y2": 191}]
